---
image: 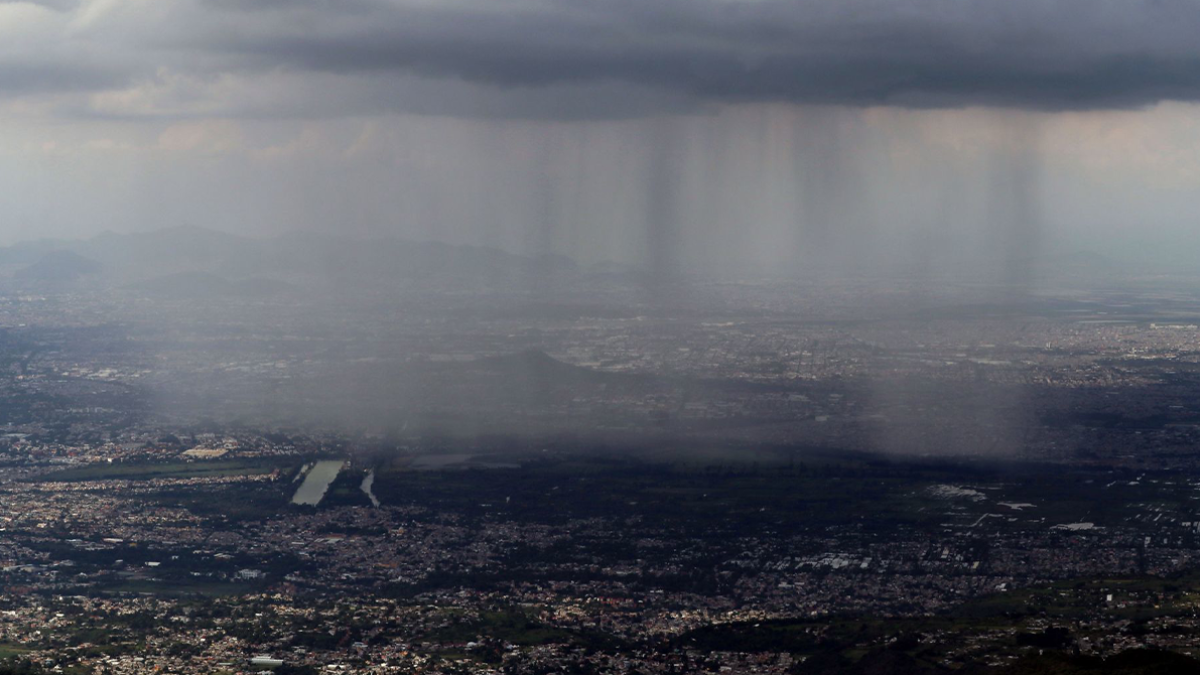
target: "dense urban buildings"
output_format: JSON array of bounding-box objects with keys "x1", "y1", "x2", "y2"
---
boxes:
[{"x1": 0, "y1": 230, "x2": 1197, "y2": 672}]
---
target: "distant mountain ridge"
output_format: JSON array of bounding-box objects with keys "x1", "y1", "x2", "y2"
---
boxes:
[
  {"x1": 0, "y1": 226, "x2": 580, "y2": 290},
  {"x1": 12, "y1": 249, "x2": 103, "y2": 283}
]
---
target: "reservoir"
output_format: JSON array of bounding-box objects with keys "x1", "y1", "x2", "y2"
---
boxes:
[
  {"x1": 291, "y1": 460, "x2": 345, "y2": 505},
  {"x1": 360, "y1": 469, "x2": 380, "y2": 507}
]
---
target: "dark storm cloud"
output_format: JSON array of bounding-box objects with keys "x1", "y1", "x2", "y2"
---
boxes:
[
  {"x1": 192, "y1": 0, "x2": 1200, "y2": 112},
  {"x1": 9, "y1": 0, "x2": 1200, "y2": 116}
]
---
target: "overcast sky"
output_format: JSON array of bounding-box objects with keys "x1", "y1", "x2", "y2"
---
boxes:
[{"x1": 4, "y1": 0, "x2": 1200, "y2": 274}]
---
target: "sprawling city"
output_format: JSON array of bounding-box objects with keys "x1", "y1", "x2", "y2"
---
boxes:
[
  {"x1": 0, "y1": 228, "x2": 1194, "y2": 673},
  {"x1": 9, "y1": 0, "x2": 1200, "y2": 673}
]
